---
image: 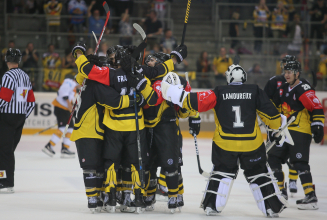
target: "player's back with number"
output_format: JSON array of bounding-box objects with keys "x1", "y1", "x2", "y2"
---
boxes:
[{"x1": 212, "y1": 83, "x2": 280, "y2": 152}]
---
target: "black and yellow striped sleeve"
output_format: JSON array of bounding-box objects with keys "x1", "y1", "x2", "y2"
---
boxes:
[
  {"x1": 142, "y1": 59, "x2": 175, "y2": 80},
  {"x1": 75, "y1": 55, "x2": 93, "y2": 82}
]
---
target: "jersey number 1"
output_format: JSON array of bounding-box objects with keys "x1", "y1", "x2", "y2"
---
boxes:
[{"x1": 232, "y1": 106, "x2": 244, "y2": 128}]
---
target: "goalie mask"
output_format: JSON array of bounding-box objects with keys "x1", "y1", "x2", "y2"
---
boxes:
[{"x1": 225, "y1": 64, "x2": 247, "y2": 84}]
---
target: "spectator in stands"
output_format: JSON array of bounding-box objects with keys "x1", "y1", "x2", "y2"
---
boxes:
[
  {"x1": 87, "y1": 1, "x2": 105, "y2": 36},
  {"x1": 142, "y1": 10, "x2": 163, "y2": 47},
  {"x1": 98, "y1": 42, "x2": 108, "y2": 57},
  {"x1": 212, "y1": 47, "x2": 233, "y2": 80},
  {"x1": 229, "y1": 11, "x2": 240, "y2": 54},
  {"x1": 287, "y1": 14, "x2": 303, "y2": 59},
  {"x1": 145, "y1": 43, "x2": 161, "y2": 56},
  {"x1": 119, "y1": 8, "x2": 133, "y2": 46},
  {"x1": 247, "y1": 63, "x2": 263, "y2": 74},
  {"x1": 253, "y1": 0, "x2": 271, "y2": 54},
  {"x1": 25, "y1": 0, "x2": 38, "y2": 14},
  {"x1": 114, "y1": 0, "x2": 134, "y2": 16},
  {"x1": 0, "y1": 40, "x2": 15, "y2": 76},
  {"x1": 42, "y1": 44, "x2": 61, "y2": 69},
  {"x1": 68, "y1": 0, "x2": 87, "y2": 33},
  {"x1": 154, "y1": 0, "x2": 166, "y2": 29},
  {"x1": 309, "y1": 0, "x2": 327, "y2": 52},
  {"x1": 22, "y1": 42, "x2": 39, "y2": 90},
  {"x1": 61, "y1": 48, "x2": 76, "y2": 69},
  {"x1": 196, "y1": 51, "x2": 212, "y2": 88},
  {"x1": 160, "y1": 28, "x2": 177, "y2": 54},
  {"x1": 271, "y1": 1, "x2": 288, "y2": 55},
  {"x1": 44, "y1": 0, "x2": 63, "y2": 48}
]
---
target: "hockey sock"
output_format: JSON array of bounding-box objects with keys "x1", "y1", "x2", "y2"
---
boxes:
[
  {"x1": 104, "y1": 163, "x2": 117, "y2": 193},
  {"x1": 162, "y1": 168, "x2": 179, "y2": 198},
  {"x1": 83, "y1": 169, "x2": 98, "y2": 197},
  {"x1": 147, "y1": 169, "x2": 157, "y2": 197},
  {"x1": 271, "y1": 168, "x2": 285, "y2": 190},
  {"x1": 96, "y1": 168, "x2": 104, "y2": 193},
  {"x1": 62, "y1": 128, "x2": 73, "y2": 148},
  {"x1": 158, "y1": 168, "x2": 167, "y2": 188},
  {"x1": 295, "y1": 162, "x2": 314, "y2": 195},
  {"x1": 131, "y1": 164, "x2": 145, "y2": 195},
  {"x1": 49, "y1": 129, "x2": 63, "y2": 146},
  {"x1": 122, "y1": 167, "x2": 132, "y2": 192},
  {"x1": 116, "y1": 166, "x2": 123, "y2": 192},
  {"x1": 178, "y1": 168, "x2": 184, "y2": 195},
  {"x1": 288, "y1": 169, "x2": 298, "y2": 182}
]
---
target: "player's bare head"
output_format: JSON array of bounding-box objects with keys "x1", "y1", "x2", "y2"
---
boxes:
[
  {"x1": 220, "y1": 47, "x2": 226, "y2": 57},
  {"x1": 284, "y1": 61, "x2": 301, "y2": 85},
  {"x1": 225, "y1": 64, "x2": 247, "y2": 84}
]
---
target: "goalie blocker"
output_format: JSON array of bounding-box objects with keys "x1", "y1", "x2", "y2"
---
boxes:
[{"x1": 160, "y1": 67, "x2": 289, "y2": 217}]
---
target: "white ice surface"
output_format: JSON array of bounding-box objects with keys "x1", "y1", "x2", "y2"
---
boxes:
[{"x1": 1, "y1": 136, "x2": 327, "y2": 220}]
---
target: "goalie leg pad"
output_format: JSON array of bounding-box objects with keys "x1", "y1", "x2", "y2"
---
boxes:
[
  {"x1": 246, "y1": 162, "x2": 288, "y2": 217},
  {"x1": 201, "y1": 167, "x2": 236, "y2": 213}
]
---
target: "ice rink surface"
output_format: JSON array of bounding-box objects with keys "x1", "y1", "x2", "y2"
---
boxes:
[{"x1": 1, "y1": 135, "x2": 327, "y2": 220}]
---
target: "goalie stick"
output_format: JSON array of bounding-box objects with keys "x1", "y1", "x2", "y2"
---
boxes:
[
  {"x1": 265, "y1": 116, "x2": 295, "y2": 153},
  {"x1": 63, "y1": 1, "x2": 110, "y2": 137}
]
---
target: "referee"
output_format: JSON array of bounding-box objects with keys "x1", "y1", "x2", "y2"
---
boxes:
[{"x1": 0, "y1": 48, "x2": 35, "y2": 193}]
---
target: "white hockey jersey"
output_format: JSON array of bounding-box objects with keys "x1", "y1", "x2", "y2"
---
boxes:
[{"x1": 52, "y1": 78, "x2": 77, "y2": 110}]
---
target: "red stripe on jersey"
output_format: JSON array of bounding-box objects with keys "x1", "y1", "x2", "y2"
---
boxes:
[
  {"x1": 0, "y1": 87, "x2": 14, "y2": 102},
  {"x1": 27, "y1": 90, "x2": 35, "y2": 102},
  {"x1": 197, "y1": 90, "x2": 217, "y2": 112},
  {"x1": 298, "y1": 90, "x2": 323, "y2": 111},
  {"x1": 152, "y1": 80, "x2": 164, "y2": 106},
  {"x1": 185, "y1": 82, "x2": 192, "y2": 92},
  {"x1": 88, "y1": 65, "x2": 110, "y2": 86}
]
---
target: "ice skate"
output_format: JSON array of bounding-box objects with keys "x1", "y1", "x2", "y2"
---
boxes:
[
  {"x1": 130, "y1": 189, "x2": 146, "y2": 214},
  {"x1": 177, "y1": 194, "x2": 184, "y2": 211},
  {"x1": 120, "y1": 191, "x2": 135, "y2": 213},
  {"x1": 296, "y1": 191, "x2": 318, "y2": 210},
  {"x1": 289, "y1": 180, "x2": 297, "y2": 197},
  {"x1": 145, "y1": 194, "x2": 156, "y2": 211},
  {"x1": 156, "y1": 184, "x2": 168, "y2": 202},
  {"x1": 60, "y1": 144, "x2": 75, "y2": 158},
  {"x1": 266, "y1": 208, "x2": 279, "y2": 218},
  {"x1": 101, "y1": 192, "x2": 109, "y2": 211},
  {"x1": 204, "y1": 207, "x2": 219, "y2": 216},
  {"x1": 0, "y1": 184, "x2": 14, "y2": 194},
  {"x1": 168, "y1": 197, "x2": 177, "y2": 213},
  {"x1": 88, "y1": 196, "x2": 97, "y2": 214},
  {"x1": 42, "y1": 142, "x2": 55, "y2": 157},
  {"x1": 96, "y1": 193, "x2": 104, "y2": 212},
  {"x1": 105, "y1": 188, "x2": 116, "y2": 213}
]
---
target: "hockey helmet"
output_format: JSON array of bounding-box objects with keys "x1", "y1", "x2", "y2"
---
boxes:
[
  {"x1": 284, "y1": 60, "x2": 301, "y2": 75},
  {"x1": 280, "y1": 55, "x2": 296, "y2": 70},
  {"x1": 145, "y1": 52, "x2": 170, "y2": 66},
  {"x1": 225, "y1": 64, "x2": 247, "y2": 84},
  {"x1": 5, "y1": 48, "x2": 22, "y2": 64}
]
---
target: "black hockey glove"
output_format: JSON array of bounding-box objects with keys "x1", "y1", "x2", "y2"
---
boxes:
[
  {"x1": 121, "y1": 55, "x2": 147, "y2": 91},
  {"x1": 189, "y1": 113, "x2": 201, "y2": 135},
  {"x1": 129, "y1": 93, "x2": 146, "y2": 107},
  {"x1": 269, "y1": 131, "x2": 283, "y2": 146},
  {"x1": 86, "y1": 54, "x2": 103, "y2": 67},
  {"x1": 72, "y1": 42, "x2": 86, "y2": 59},
  {"x1": 311, "y1": 123, "x2": 324, "y2": 143},
  {"x1": 171, "y1": 45, "x2": 187, "y2": 64}
]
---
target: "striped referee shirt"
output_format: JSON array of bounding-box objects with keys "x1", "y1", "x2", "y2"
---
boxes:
[{"x1": 0, "y1": 68, "x2": 35, "y2": 117}]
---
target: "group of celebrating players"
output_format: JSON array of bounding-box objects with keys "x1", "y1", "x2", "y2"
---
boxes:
[{"x1": 39, "y1": 39, "x2": 324, "y2": 217}]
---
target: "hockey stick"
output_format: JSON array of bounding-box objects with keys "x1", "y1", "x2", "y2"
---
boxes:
[
  {"x1": 63, "y1": 1, "x2": 110, "y2": 137},
  {"x1": 311, "y1": 70, "x2": 317, "y2": 89},
  {"x1": 180, "y1": 0, "x2": 191, "y2": 46},
  {"x1": 133, "y1": 23, "x2": 147, "y2": 64},
  {"x1": 92, "y1": 31, "x2": 98, "y2": 44},
  {"x1": 33, "y1": 124, "x2": 57, "y2": 136},
  {"x1": 265, "y1": 116, "x2": 295, "y2": 153},
  {"x1": 193, "y1": 134, "x2": 210, "y2": 178}
]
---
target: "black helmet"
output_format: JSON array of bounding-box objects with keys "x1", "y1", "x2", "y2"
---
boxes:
[
  {"x1": 284, "y1": 60, "x2": 301, "y2": 73},
  {"x1": 280, "y1": 55, "x2": 296, "y2": 69},
  {"x1": 145, "y1": 52, "x2": 169, "y2": 66},
  {"x1": 5, "y1": 48, "x2": 22, "y2": 64}
]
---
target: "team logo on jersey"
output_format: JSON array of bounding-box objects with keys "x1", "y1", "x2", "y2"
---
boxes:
[
  {"x1": 280, "y1": 89, "x2": 283, "y2": 96},
  {"x1": 313, "y1": 98, "x2": 320, "y2": 104},
  {"x1": 277, "y1": 81, "x2": 282, "y2": 88},
  {"x1": 82, "y1": 158, "x2": 85, "y2": 162},
  {"x1": 293, "y1": 94, "x2": 296, "y2": 100},
  {"x1": 199, "y1": 90, "x2": 213, "y2": 101},
  {"x1": 0, "y1": 170, "x2": 7, "y2": 178},
  {"x1": 296, "y1": 153, "x2": 302, "y2": 159},
  {"x1": 20, "y1": 89, "x2": 27, "y2": 98},
  {"x1": 167, "y1": 159, "x2": 173, "y2": 165},
  {"x1": 281, "y1": 102, "x2": 296, "y2": 118},
  {"x1": 286, "y1": 93, "x2": 289, "y2": 97}
]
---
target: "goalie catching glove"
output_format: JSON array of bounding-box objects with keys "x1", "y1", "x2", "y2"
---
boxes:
[
  {"x1": 121, "y1": 55, "x2": 147, "y2": 91},
  {"x1": 161, "y1": 72, "x2": 189, "y2": 107},
  {"x1": 170, "y1": 45, "x2": 187, "y2": 64},
  {"x1": 72, "y1": 42, "x2": 86, "y2": 59}
]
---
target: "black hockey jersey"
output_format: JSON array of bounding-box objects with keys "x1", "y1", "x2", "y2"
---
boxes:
[
  {"x1": 182, "y1": 83, "x2": 281, "y2": 152},
  {"x1": 273, "y1": 81, "x2": 325, "y2": 135}
]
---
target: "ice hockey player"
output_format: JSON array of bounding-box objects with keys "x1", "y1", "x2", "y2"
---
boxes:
[
  {"x1": 42, "y1": 76, "x2": 79, "y2": 158},
  {"x1": 127, "y1": 52, "x2": 198, "y2": 213},
  {"x1": 269, "y1": 61, "x2": 324, "y2": 210},
  {"x1": 0, "y1": 48, "x2": 35, "y2": 193},
  {"x1": 70, "y1": 43, "x2": 146, "y2": 213},
  {"x1": 159, "y1": 64, "x2": 289, "y2": 217}
]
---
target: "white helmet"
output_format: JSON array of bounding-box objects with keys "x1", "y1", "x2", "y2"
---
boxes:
[{"x1": 225, "y1": 64, "x2": 247, "y2": 84}]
